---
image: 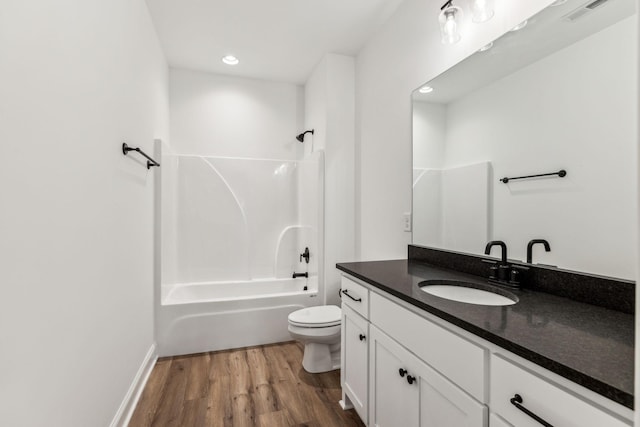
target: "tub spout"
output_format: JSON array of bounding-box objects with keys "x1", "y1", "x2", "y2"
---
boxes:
[{"x1": 292, "y1": 272, "x2": 308, "y2": 279}]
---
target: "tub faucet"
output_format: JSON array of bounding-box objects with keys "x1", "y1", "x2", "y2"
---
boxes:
[
  {"x1": 300, "y1": 247, "x2": 310, "y2": 264},
  {"x1": 527, "y1": 239, "x2": 551, "y2": 263}
]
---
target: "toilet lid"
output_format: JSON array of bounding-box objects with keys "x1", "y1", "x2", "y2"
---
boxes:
[{"x1": 288, "y1": 305, "x2": 341, "y2": 327}]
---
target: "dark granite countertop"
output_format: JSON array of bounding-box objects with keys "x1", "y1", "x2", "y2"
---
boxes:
[{"x1": 336, "y1": 259, "x2": 634, "y2": 409}]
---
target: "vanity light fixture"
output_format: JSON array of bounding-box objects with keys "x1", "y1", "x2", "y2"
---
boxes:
[
  {"x1": 439, "y1": 0, "x2": 495, "y2": 45},
  {"x1": 439, "y1": 1, "x2": 463, "y2": 44},
  {"x1": 222, "y1": 55, "x2": 239, "y2": 65},
  {"x1": 510, "y1": 20, "x2": 528, "y2": 32},
  {"x1": 471, "y1": 0, "x2": 495, "y2": 23},
  {"x1": 419, "y1": 86, "x2": 434, "y2": 94}
]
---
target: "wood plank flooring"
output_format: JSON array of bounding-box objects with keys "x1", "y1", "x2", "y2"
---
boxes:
[{"x1": 129, "y1": 341, "x2": 365, "y2": 427}]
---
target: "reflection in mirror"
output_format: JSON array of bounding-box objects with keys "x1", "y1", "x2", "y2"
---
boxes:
[{"x1": 412, "y1": 0, "x2": 637, "y2": 279}]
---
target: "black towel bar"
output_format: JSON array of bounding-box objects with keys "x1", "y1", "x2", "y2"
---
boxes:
[
  {"x1": 122, "y1": 143, "x2": 160, "y2": 169},
  {"x1": 500, "y1": 169, "x2": 565, "y2": 184}
]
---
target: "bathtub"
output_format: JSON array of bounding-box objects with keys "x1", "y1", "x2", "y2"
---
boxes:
[{"x1": 157, "y1": 277, "x2": 319, "y2": 357}]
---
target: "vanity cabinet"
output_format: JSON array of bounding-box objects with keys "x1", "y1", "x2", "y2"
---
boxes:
[
  {"x1": 490, "y1": 354, "x2": 630, "y2": 427},
  {"x1": 340, "y1": 276, "x2": 370, "y2": 423},
  {"x1": 339, "y1": 273, "x2": 633, "y2": 427},
  {"x1": 370, "y1": 325, "x2": 488, "y2": 427},
  {"x1": 341, "y1": 304, "x2": 369, "y2": 423}
]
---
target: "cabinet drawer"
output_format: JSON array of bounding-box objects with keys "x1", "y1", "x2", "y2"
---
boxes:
[
  {"x1": 341, "y1": 276, "x2": 369, "y2": 319},
  {"x1": 491, "y1": 354, "x2": 630, "y2": 427},
  {"x1": 370, "y1": 293, "x2": 487, "y2": 402}
]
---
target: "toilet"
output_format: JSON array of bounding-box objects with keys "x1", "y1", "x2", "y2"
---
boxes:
[{"x1": 288, "y1": 305, "x2": 341, "y2": 373}]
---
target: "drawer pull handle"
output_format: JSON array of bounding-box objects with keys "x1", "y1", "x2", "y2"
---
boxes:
[
  {"x1": 359, "y1": 334, "x2": 366, "y2": 341},
  {"x1": 399, "y1": 368, "x2": 408, "y2": 377},
  {"x1": 342, "y1": 289, "x2": 362, "y2": 302},
  {"x1": 510, "y1": 394, "x2": 554, "y2": 427},
  {"x1": 406, "y1": 375, "x2": 416, "y2": 385}
]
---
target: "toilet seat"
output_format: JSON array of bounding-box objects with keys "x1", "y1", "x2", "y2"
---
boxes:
[{"x1": 288, "y1": 305, "x2": 341, "y2": 328}]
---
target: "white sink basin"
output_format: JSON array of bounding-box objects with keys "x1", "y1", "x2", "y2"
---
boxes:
[{"x1": 419, "y1": 280, "x2": 517, "y2": 306}]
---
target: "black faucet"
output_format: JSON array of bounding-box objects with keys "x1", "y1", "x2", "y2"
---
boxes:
[
  {"x1": 483, "y1": 240, "x2": 529, "y2": 288},
  {"x1": 527, "y1": 239, "x2": 550, "y2": 263},
  {"x1": 484, "y1": 240, "x2": 507, "y2": 263},
  {"x1": 300, "y1": 247, "x2": 310, "y2": 264},
  {"x1": 484, "y1": 241, "x2": 512, "y2": 284}
]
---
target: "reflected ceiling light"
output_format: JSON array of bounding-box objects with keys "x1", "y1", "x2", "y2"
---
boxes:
[
  {"x1": 471, "y1": 0, "x2": 495, "y2": 23},
  {"x1": 478, "y1": 41, "x2": 494, "y2": 52},
  {"x1": 419, "y1": 86, "x2": 434, "y2": 94},
  {"x1": 510, "y1": 20, "x2": 528, "y2": 31},
  {"x1": 439, "y1": 0, "x2": 495, "y2": 45},
  {"x1": 439, "y1": 1, "x2": 463, "y2": 45},
  {"x1": 222, "y1": 55, "x2": 239, "y2": 65},
  {"x1": 550, "y1": 0, "x2": 568, "y2": 5}
]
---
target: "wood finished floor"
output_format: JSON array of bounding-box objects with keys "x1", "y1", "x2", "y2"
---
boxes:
[{"x1": 129, "y1": 341, "x2": 365, "y2": 427}]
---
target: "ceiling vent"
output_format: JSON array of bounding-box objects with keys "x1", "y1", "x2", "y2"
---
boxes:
[{"x1": 563, "y1": 0, "x2": 612, "y2": 21}]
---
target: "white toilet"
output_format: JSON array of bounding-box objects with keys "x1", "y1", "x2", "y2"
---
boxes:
[{"x1": 288, "y1": 305, "x2": 341, "y2": 373}]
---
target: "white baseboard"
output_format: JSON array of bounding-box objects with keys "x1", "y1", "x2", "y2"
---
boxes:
[{"x1": 110, "y1": 343, "x2": 158, "y2": 427}]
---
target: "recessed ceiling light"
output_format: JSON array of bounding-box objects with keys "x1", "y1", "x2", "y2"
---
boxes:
[
  {"x1": 222, "y1": 55, "x2": 239, "y2": 65},
  {"x1": 510, "y1": 20, "x2": 528, "y2": 31},
  {"x1": 419, "y1": 86, "x2": 434, "y2": 94},
  {"x1": 478, "y1": 42, "x2": 494, "y2": 52}
]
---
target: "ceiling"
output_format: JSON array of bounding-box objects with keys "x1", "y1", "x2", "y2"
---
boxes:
[{"x1": 145, "y1": 0, "x2": 405, "y2": 84}]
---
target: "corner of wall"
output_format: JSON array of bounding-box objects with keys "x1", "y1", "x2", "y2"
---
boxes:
[{"x1": 109, "y1": 343, "x2": 158, "y2": 427}]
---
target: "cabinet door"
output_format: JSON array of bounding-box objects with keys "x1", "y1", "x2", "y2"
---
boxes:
[
  {"x1": 342, "y1": 305, "x2": 369, "y2": 424},
  {"x1": 489, "y1": 413, "x2": 513, "y2": 427},
  {"x1": 370, "y1": 326, "x2": 419, "y2": 427},
  {"x1": 370, "y1": 326, "x2": 487, "y2": 427},
  {"x1": 415, "y1": 356, "x2": 488, "y2": 427}
]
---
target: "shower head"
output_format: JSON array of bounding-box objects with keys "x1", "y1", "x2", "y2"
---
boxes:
[{"x1": 296, "y1": 129, "x2": 314, "y2": 142}]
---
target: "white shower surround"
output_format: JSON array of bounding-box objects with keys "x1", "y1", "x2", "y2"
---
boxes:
[{"x1": 158, "y1": 142, "x2": 324, "y2": 355}]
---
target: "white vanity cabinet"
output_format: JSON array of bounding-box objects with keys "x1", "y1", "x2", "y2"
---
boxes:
[
  {"x1": 370, "y1": 325, "x2": 488, "y2": 427},
  {"x1": 339, "y1": 273, "x2": 633, "y2": 427},
  {"x1": 340, "y1": 276, "x2": 371, "y2": 423},
  {"x1": 490, "y1": 354, "x2": 630, "y2": 427},
  {"x1": 341, "y1": 304, "x2": 369, "y2": 423}
]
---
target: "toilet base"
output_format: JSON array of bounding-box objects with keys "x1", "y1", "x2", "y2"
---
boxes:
[{"x1": 302, "y1": 342, "x2": 341, "y2": 373}]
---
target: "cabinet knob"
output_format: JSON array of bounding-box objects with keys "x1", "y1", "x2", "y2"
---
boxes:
[
  {"x1": 398, "y1": 368, "x2": 408, "y2": 377},
  {"x1": 407, "y1": 375, "x2": 416, "y2": 385},
  {"x1": 359, "y1": 334, "x2": 366, "y2": 341}
]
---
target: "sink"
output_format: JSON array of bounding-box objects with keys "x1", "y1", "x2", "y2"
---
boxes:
[{"x1": 419, "y1": 280, "x2": 518, "y2": 306}]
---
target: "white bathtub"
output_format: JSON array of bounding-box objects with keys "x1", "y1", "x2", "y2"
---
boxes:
[{"x1": 157, "y1": 277, "x2": 319, "y2": 357}]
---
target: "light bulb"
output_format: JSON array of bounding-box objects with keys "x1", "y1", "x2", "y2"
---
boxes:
[
  {"x1": 472, "y1": 0, "x2": 495, "y2": 23},
  {"x1": 439, "y1": 6, "x2": 462, "y2": 45},
  {"x1": 222, "y1": 55, "x2": 239, "y2": 65}
]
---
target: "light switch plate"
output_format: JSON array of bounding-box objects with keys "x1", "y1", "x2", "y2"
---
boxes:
[{"x1": 403, "y1": 212, "x2": 412, "y2": 232}]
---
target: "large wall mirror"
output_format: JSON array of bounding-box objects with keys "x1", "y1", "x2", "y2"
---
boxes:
[{"x1": 412, "y1": 0, "x2": 637, "y2": 280}]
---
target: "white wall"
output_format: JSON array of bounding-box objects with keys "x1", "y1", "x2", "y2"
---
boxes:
[
  {"x1": 305, "y1": 54, "x2": 356, "y2": 305},
  {"x1": 0, "y1": 0, "x2": 169, "y2": 426},
  {"x1": 355, "y1": 0, "x2": 557, "y2": 260},
  {"x1": 169, "y1": 69, "x2": 304, "y2": 159}
]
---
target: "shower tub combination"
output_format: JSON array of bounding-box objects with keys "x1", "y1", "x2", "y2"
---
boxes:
[
  {"x1": 156, "y1": 143, "x2": 324, "y2": 356},
  {"x1": 157, "y1": 277, "x2": 319, "y2": 356}
]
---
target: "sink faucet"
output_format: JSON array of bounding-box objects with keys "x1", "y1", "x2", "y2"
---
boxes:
[
  {"x1": 484, "y1": 240, "x2": 522, "y2": 286},
  {"x1": 484, "y1": 240, "x2": 507, "y2": 263},
  {"x1": 527, "y1": 239, "x2": 550, "y2": 263}
]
